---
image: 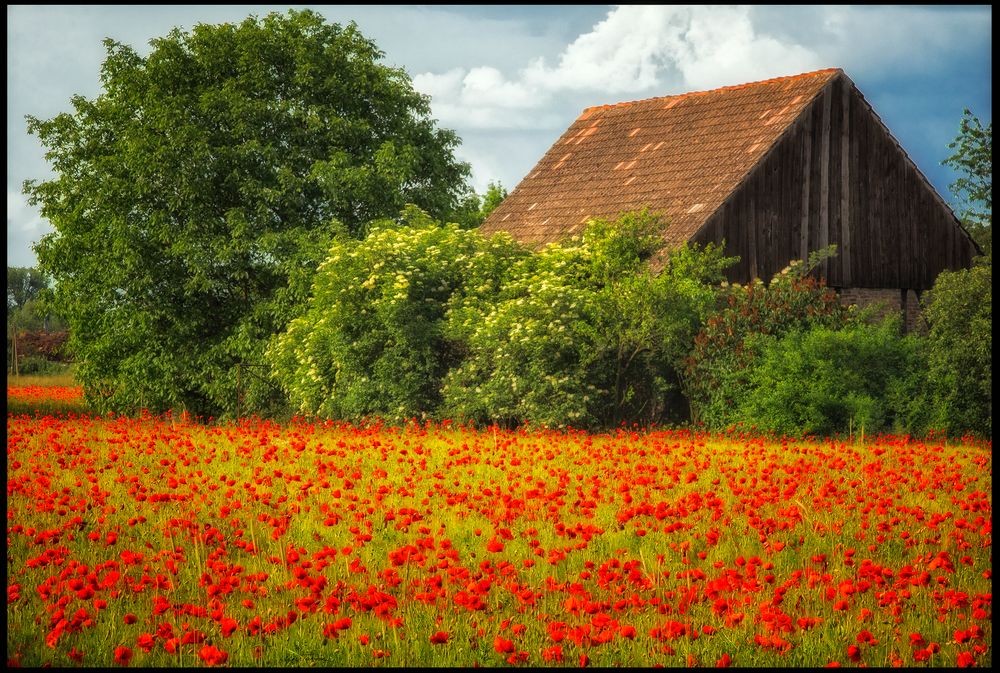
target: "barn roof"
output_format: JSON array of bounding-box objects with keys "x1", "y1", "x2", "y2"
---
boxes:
[{"x1": 481, "y1": 68, "x2": 844, "y2": 247}]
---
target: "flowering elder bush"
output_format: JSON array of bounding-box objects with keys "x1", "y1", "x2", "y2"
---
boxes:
[
  {"x1": 444, "y1": 211, "x2": 734, "y2": 427},
  {"x1": 273, "y1": 208, "x2": 732, "y2": 428},
  {"x1": 7, "y1": 413, "x2": 992, "y2": 667},
  {"x1": 442, "y1": 239, "x2": 608, "y2": 427},
  {"x1": 268, "y1": 205, "x2": 526, "y2": 421}
]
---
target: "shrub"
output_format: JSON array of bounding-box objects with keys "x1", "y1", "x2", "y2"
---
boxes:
[
  {"x1": 12, "y1": 354, "x2": 71, "y2": 377},
  {"x1": 442, "y1": 211, "x2": 734, "y2": 428},
  {"x1": 735, "y1": 319, "x2": 925, "y2": 437},
  {"x1": 273, "y1": 208, "x2": 735, "y2": 429},
  {"x1": 268, "y1": 206, "x2": 525, "y2": 421},
  {"x1": 921, "y1": 256, "x2": 991, "y2": 437},
  {"x1": 684, "y1": 247, "x2": 853, "y2": 428}
]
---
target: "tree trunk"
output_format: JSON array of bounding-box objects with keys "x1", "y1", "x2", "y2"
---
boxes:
[{"x1": 12, "y1": 326, "x2": 19, "y2": 377}]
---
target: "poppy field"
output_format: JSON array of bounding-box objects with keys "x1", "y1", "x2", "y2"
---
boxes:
[
  {"x1": 7, "y1": 383, "x2": 85, "y2": 417},
  {"x1": 6, "y1": 389, "x2": 992, "y2": 668}
]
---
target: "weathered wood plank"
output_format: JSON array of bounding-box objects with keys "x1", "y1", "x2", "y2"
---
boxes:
[
  {"x1": 849, "y1": 96, "x2": 864, "y2": 286},
  {"x1": 748, "y1": 189, "x2": 758, "y2": 280},
  {"x1": 829, "y1": 80, "x2": 844, "y2": 286},
  {"x1": 818, "y1": 85, "x2": 832, "y2": 280},
  {"x1": 809, "y1": 101, "x2": 823, "y2": 277},
  {"x1": 849, "y1": 88, "x2": 862, "y2": 284},
  {"x1": 799, "y1": 108, "x2": 813, "y2": 261},
  {"x1": 840, "y1": 77, "x2": 852, "y2": 287}
]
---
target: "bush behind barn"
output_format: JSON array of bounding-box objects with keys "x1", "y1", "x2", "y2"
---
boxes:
[{"x1": 270, "y1": 208, "x2": 735, "y2": 428}]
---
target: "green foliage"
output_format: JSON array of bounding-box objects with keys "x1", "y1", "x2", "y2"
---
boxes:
[
  {"x1": 479, "y1": 181, "x2": 508, "y2": 221},
  {"x1": 736, "y1": 320, "x2": 925, "y2": 437},
  {"x1": 269, "y1": 206, "x2": 527, "y2": 422},
  {"x1": 272, "y1": 209, "x2": 732, "y2": 429},
  {"x1": 7, "y1": 267, "x2": 49, "y2": 314},
  {"x1": 684, "y1": 247, "x2": 853, "y2": 428},
  {"x1": 24, "y1": 10, "x2": 473, "y2": 417},
  {"x1": 446, "y1": 180, "x2": 508, "y2": 229},
  {"x1": 920, "y1": 256, "x2": 992, "y2": 437},
  {"x1": 943, "y1": 109, "x2": 991, "y2": 255},
  {"x1": 7, "y1": 267, "x2": 66, "y2": 374},
  {"x1": 8, "y1": 300, "x2": 53, "y2": 334},
  {"x1": 12, "y1": 354, "x2": 69, "y2": 377},
  {"x1": 441, "y1": 240, "x2": 607, "y2": 428},
  {"x1": 443, "y1": 210, "x2": 735, "y2": 427}
]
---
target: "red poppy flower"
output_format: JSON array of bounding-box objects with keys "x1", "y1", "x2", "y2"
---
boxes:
[
  {"x1": 136, "y1": 633, "x2": 155, "y2": 653},
  {"x1": 957, "y1": 651, "x2": 976, "y2": 668},
  {"x1": 198, "y1": 645, "x2": 228, "y2": 666},
  {"x1": 220, "y1": 618, "x2": 238, "y2": 638},
  {"x1": 494, "y1": 636, "x2": 514, "y2": 654},
  {"x1": 113, "y1": 646, "x2": 133, "y2": 666},
  {"x1": 430, "y1": 631, "x2": 450, "y2": 645},
  {"x1": 542, "y1": 645, "x2": 563, "y2": 663}
]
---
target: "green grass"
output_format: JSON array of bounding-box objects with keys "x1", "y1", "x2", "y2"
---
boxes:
[{"x1": 7, "y1": 363, "x2": 78, "y2": 388}]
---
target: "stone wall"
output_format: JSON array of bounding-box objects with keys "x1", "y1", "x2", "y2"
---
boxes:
[
  {"x1": 901, "y1": 289, "x2": 926, "y2": 335},
  {"x1": 835, "y1": 287, "x2": 926, "y2": 334}
]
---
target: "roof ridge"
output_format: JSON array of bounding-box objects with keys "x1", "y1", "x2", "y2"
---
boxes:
[{"x1": 581, "y1": 67, "x2": 843, "y2": 114}]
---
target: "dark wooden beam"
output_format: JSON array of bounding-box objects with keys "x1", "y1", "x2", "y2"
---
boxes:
[
  {"x1": 840, "y1": 77, "x2": 852, "y2": 287},
  {"x1": 818, "y1": 85, "x2": 831, "y2": 279}
]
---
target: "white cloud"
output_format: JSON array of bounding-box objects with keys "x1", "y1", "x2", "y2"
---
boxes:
[
  {"x1": 413, "y1": 5, "x2": 822, "y2": 130},
  {"x1": 668, "y1": 6, "x2": 820, "y2": 90},
  {"x1": 7, "y1": 191, "x2": 39, "y2": 231},
  {"x1": 523, "y1": 5, "x2": 680, "y2": 93},
  {"x1": 412, "y1": 68, "x2": 465, "y2": 101},
  {"x1": 7, "y1": 191, "x2": 50, "y2": 267},
  {"x1": 461, "y1": 67, "x2": 537, "y2": 109}
]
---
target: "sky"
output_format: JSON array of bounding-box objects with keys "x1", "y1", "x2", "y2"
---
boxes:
[{"x1": 6, "y1": 4, "x2": 992, "y2": 268}]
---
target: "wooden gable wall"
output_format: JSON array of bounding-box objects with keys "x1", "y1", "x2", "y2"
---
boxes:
[{"x1": 691, "y1": 73, "x2": 979, "y2": 290}]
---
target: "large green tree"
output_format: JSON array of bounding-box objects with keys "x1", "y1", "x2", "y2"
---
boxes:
[{"x1": 25, "y1": 10, "x2": 473, "y2": 417}]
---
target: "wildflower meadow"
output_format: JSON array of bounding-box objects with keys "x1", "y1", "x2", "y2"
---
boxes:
[{"x1": 6, "y1": 386, "x2": 992, "y2": 667}]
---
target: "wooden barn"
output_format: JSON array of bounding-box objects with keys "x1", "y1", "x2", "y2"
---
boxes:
[{"x1": 480, "y1": 68, "x2": 980, "y2": 330}]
